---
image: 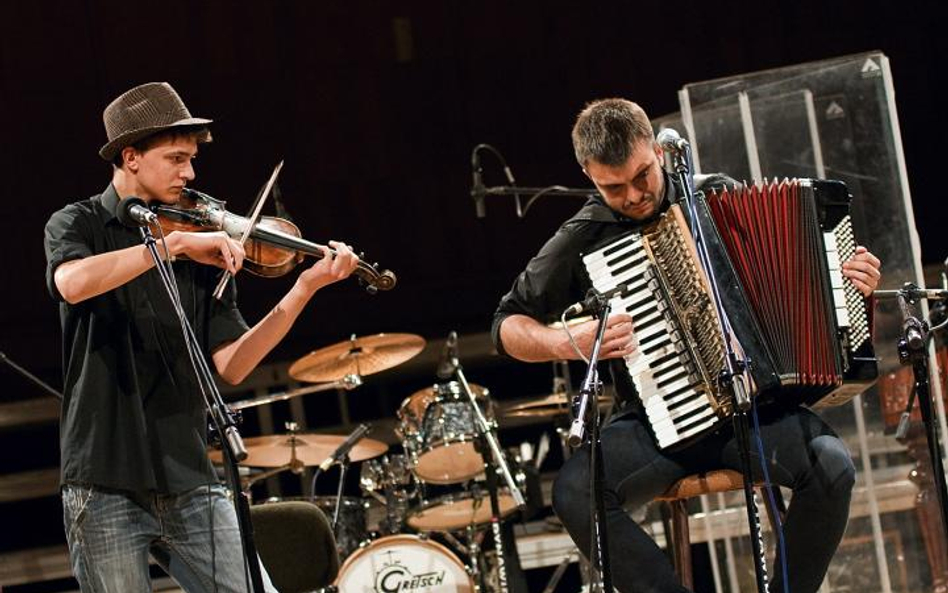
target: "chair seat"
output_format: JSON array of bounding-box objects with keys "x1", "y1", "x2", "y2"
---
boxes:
[
  {"x1": 655, "y1": 470, "x2": 785, "y2": 589},
  {"x1": 655, "y1": 469, "x2": 745, "y2": 501}
]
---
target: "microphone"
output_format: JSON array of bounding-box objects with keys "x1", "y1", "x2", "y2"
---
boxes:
[
  {"x1": 436, "y1": 330, "x2": 459, "y2": 380},
  {"x1": 318, "y1": 423, "x2": 372, "y2": 471},
  {"x1": 564, "y1": 288, "x2": 606, "y2": 317},
  {"x1": 472, "y1": 150, "x2": 487, "y2": 219},
  {"x1": 117, "y1": 196, "x2": 158, "y2": 227},
  {"x1": 656, "y1": 127, "x2": 689, "y2": 154}
]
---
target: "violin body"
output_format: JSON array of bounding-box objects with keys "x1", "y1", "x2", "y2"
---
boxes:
[{"x1": 152, "y1": 189, "x2": 396, "y2": 293}]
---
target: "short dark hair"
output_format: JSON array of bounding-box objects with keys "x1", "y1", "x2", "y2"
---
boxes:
[
  {"x1": 112, "y1": 125, "x2": 212, "y2": 168},
  {"x1": 571, "y1": 98, "x2": 654, "y2": 167}
]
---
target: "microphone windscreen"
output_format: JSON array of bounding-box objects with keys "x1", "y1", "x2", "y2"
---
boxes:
[{"x1": 116, "y1": 196, "x2": 149, "y2": 228}]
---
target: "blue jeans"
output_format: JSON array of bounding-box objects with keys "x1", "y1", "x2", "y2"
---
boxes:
[
  {"x1": 62, "y1": 484, "x2": 277, "y2": 593},
  {"x1": 552, "y1": 406, "x2": 856, "y2": 593}
]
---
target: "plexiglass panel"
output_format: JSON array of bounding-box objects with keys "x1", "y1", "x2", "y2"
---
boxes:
[{"x1": 651, "y1": 52, "x2": 936, "y2": 593}]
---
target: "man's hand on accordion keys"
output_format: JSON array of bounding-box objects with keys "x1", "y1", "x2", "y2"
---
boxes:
[
  {"x1": 842, "y1": 245, "x2": 882, "y2": 297},
  {"x1": 556, "y1": 313, "x2": 637, "y2": 360}
]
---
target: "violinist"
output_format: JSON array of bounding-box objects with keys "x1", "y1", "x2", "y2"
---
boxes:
[{"x1": 44, "y1": 82, "x2": 357, "y2": 593}]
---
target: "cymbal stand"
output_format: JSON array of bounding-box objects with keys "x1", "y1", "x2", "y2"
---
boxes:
[
  {"x1": 565, "y1": 297, "x2": 612, "y2": 593},
  {"x1": 441, "y1": 334, "x2": 525, "y2": 593},
  {"x1": 228, "y1": 374, "x2": 362, "y2": 411},
  {"x1": 137, "y1": 224, "x2": 264, "y2": 593},
  {"x1": 668, "y1": 140, "x2": 769, "y2": 593}
]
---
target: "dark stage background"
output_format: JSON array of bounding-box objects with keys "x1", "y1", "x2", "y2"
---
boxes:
[{"x1": 0, "y1": 0, "x2": 945, "y2": 589}]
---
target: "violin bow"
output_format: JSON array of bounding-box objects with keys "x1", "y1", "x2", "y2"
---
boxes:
[{"x1": 212, "y1": 160, "x2": 285, "y2": 300}]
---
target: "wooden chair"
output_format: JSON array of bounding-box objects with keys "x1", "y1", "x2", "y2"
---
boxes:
[{"x1": 654, "y1": 469, "x2": 786, "y2": 589}]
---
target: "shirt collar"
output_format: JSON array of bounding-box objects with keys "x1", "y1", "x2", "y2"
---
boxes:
[{"x1": 97, "y1": 183, "x2": 123, "y2": 225}]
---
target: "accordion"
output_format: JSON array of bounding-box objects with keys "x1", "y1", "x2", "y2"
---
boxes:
[{"x1": 582, "y1": 179, "x2": 877, "y2": 449}]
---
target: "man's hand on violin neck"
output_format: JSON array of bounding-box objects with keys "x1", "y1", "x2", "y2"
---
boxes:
[
  {"x1": 166, "y1": 231, "x2": 245, "y2": 275},
  {"x1": 296, "y1": 240, "x2": 359, "y2": 293}
]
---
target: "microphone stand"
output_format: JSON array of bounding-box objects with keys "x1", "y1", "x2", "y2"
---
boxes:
[
  {"x1": 876, "y1": 283, "x2": 948, "y2": 547},
  {"x1": 668, "y1": 145, "x2": 770, "y2": 593},
  {"x1": 331, "y1": 454, "x2": 351, "y2": 530},
  {"x1": 137, "y1": 225, "x2": 265, "y2": 593},
  {"x1": 565, "y1": 296, "x2": 613, "y2": 593},
  {"x1": 443, "y1": 346, "x2": 525, "y2": 593}
]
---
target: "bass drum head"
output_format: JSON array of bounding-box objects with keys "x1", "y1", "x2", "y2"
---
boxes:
[{"x1": 334, "y1": 534, "x2": 473, "y2": 592}]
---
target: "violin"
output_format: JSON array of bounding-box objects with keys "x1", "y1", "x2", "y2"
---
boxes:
[{"x1": 150, "y1": 188, "x2": 396, "y2": 293}]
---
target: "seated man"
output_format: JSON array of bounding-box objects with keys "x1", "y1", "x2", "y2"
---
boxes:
[{"x1": 491, "y1": 97, "x2": 881, "y2": 593}]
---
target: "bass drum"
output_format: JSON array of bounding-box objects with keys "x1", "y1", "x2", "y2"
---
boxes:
[{"x1": 334, "y1": 534, "x2": 473, "y2": 592}]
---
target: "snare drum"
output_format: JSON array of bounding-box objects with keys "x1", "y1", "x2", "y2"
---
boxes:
[
  {"x1": 334, "y1": 534, "x2": 473, "y2": 592},
  {"x1": 398, "y1": 382, "x2": 493, "y2": 484}
]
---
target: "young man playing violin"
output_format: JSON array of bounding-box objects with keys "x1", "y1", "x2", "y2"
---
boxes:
[{"x1": 44, "y1": 82, "x2": 357, "y2": 593}]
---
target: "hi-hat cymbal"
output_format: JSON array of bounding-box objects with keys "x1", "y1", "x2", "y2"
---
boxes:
[
  {"x1": 208, "y1": 433, "x2": 388, "y2": 467},
  {"x1": 502, "y1": 392, "x2": 611, "y2": 419},
  {"x1": 289, "y1": 333, "x2": 425, "y2": 383}
]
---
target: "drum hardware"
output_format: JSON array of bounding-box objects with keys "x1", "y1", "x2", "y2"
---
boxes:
[
  {"x1": 228, "y1": 374, "x2": 362, "y2": 411},
  {"x1": 288, "y1": 333, "x2": 426, "y2": 382},
  {"x1": 359, "y1": 454, "x2": 417, "y2": 536}
]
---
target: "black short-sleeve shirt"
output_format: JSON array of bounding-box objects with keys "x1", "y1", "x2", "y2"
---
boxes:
[{"x1": 44, "y1": 184, "x2": 250, "y2": 493}]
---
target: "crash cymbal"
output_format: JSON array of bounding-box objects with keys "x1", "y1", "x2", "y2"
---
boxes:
[
  {"x1": 502, "y1": 392, "x2": 611, "y2": 419},
  {"x1": 208, "y1": 433, "x2": 388, "y2": 467},
  {"x1": 289, "y1": 333, "x2": 425, "y2": 383}
]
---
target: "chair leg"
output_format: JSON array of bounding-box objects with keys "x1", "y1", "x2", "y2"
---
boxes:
[{"x1": 668, "y1": 499, "x2": 693, "y2": 589}]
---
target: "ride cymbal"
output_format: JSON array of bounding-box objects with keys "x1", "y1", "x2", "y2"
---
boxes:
[
  {"x1": 208, "y1": 433, "x2": 388, "y2": 467},
  {"x1": 289, "y1": 333, "x2": 425, "y2": 382}
]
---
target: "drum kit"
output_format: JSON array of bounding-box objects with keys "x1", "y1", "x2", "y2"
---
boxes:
[{"x1": 215, "y1": 332, "x2": 570, "y2": 592}]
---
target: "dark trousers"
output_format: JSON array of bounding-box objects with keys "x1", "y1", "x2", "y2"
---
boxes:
[{"x1": 551, "y1": 407, "x2": 855, "y2": 593}]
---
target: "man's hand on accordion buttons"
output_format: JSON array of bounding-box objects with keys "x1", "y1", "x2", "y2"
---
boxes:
[
  {"x1": 570, "y1": 313, "x2": 637, "y2": 360},
  {"x1": 842, "y1": 245, "x2": 882, "y2": 297}
]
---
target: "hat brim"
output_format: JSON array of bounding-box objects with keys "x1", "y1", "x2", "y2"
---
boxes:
[{"x1": 99, "y1": 116, "x2": 213, "y2": 161}]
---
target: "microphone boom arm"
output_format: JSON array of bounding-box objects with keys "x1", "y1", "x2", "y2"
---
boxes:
[{"x1": 480, "y1": 184, "x2": 596, "y2": 219}]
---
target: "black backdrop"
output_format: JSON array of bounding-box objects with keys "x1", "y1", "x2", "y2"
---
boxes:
[{"x1": 1, "y1": 0, "x2": 946, "y2": 586}]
